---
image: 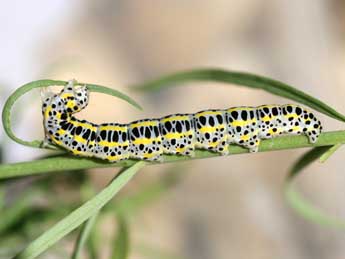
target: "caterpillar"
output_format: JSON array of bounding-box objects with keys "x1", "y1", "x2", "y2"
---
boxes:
[{"x1": 42, "y1": 80, "x2": 322, "y2": 162}]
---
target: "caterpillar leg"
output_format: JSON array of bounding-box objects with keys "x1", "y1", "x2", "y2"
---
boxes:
[
  {"x1": 193, "y1": 110, "x2": 228, "y2": 155},
  {"x1": 306, "y1": 131, "x2": 320, "y2": 143},
  {"x1": 243, "y1": 138, "x2": 261, "y2": 153},
  {"x1": 42, "y1": 136, "x2": 54, "y2": 148},
  {"x1": 215, "y1": 145, "x2": 229, "y2": 156},
  {"x1": 236, "y1": 138, "x2": 261, "y2": 153}
]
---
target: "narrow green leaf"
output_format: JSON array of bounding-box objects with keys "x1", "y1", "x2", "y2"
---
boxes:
[
  {"x1": 111, "y1": 214, "x2": 129, "y2": 259},
  {"x1": 2, "y1": 79, "x2": 142, "y2": 149},
  {"x1": 285, "y1": 147, "x2": 345, "y2": 228},
  {"x1": 319, "y1": 143, "x2": 342, "y2": 163},
  {"x1": 2, "y1": 130, "x2": 345, "y2": 179},
  {"x1": 86, "y1": 225, "x2": 99, "y2": 259},
  {"x1": 285, "y1": 186, "x2": 345, "y2": 228},
  {"x1": 85, "y1": 83, "x2": 142, "y2": 111},
  {"x1": 13, "y1": 162, "x2": 145, "y2": 259},
  {"x1": 287, "y1": 146, "x2": 332, "y2": 180},
  {"x1": 2, "y1": 80, "x2": 65, "y2": 148},
  {"x1": 71, "y1": 180, "x2": 98, "y2": 259},
  {"x1": 137, "y1": 68, "x2": 345, "y2": 123},
  {"x1": 0, "y1": 186, "x2": 5, "y2": 210},
  {"x1": 71, "y1": 213, "x2": 99, "y2": 259}
]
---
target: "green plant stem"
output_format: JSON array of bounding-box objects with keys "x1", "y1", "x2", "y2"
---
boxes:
[
  {"x1": 111, "y1": 213, "x2": 129, "y2": 259},
  {"x1": 71, "y1": 213, "x2": 99, "y2": 259},
  {"x1": 285, "y1": 185, "x2": 345, "y2": 228},
  {"x1": 1, "y1": 130, "x2": 344, "y2": 179}
]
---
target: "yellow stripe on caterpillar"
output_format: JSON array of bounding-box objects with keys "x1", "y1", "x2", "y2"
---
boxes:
[
  {"x1": 164, "y1": 130, "x2": 193, "y2": 139},
  {"x1": 231, "y1": 119, "x2": 257, "y2": 127},
  {"x1": 130, "y1": 121, "x2": 158, "y2": 128},
  {"x1": 131, "y1": 137, "x2": 161, "y2": 145},
  {"x1": 98, "y1": 141, "x2": 129, "y2": 147},
  {"x1": 99, "y1": 125, "x2": 127, "y2": 131}
]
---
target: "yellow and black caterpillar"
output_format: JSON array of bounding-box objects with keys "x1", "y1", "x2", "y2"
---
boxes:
[{"x1": 42, "y1": 80, "x2": 322, "y2": 162}]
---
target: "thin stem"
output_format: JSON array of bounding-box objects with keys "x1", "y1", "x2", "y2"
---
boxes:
[{"x1": 0, "y1": 130, "x2": 344, "y2": 179}]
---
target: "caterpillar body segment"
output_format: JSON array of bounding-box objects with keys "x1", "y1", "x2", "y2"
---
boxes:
[
  {"x1": 256, "y1": 105, "x2": 284, "y2": 140},
  {"x1": 193, "y1": 110, "x2": 228, "y2": 155},
  {"x1": 226, "y1": 106, "x2": 260, "y2": 153},
  {"x1": 160, "y1": 114, "x2": 196, "y2": 157},
  {"x1": 128, "y1": 119, "x2": 163, "y2": 161},
  {"x1": 94, "y1": 123, "x2": 130, "y2": 162},
  {"x1": 68, "y1": 119, "x2": 97, "y2": 157},
  {"x1": 42, "y1": 81, "x2": 322, "y2": 162}
]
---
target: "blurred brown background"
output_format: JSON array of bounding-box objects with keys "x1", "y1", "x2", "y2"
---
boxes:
[{"x1": 1, "y1": 1, "x2": 345, "y2": 258}]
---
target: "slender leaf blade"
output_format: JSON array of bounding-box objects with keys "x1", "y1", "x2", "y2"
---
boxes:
[
  {"x1": 319, "y1": 143, "x2": 342, "y2": 163},
  {"x1": 111, "y1": 214, "x2": 129, "y2": 259},
  {"x1": 287, "y1": 146, "x2": 332, "y2": 180},
  {"x1": 285, "y1": 147, "x2": 345, "y2": 228},
  {"x1": 13, "y1": 162, "x2": 145, "y2": 259},
  {"x1": 71, "y1": 213, "x2": 99, "y2": 259},
  {"x1": 137, "y1": 68, "x2": 345, "y2": 122},
  {"x1": 2, "y1": 80, "x2": 65, "y2": 148},
  {"x1": 285, "y1": 187, "x2": 345, "y2": 228},
  {"x1": 85, "y1": 83, "x2": 142, "y2": 111}
]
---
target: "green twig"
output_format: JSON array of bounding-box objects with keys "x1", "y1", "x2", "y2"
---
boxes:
[
  {"x1": 71, "y1": 213, "x2": 99, "y2": 259},
  {"x1": 111, "y1": 213, "x2": 129, "y2": 259},
  {"x1": 0, "y1": 130, "x2": 344, "y2": 179}
]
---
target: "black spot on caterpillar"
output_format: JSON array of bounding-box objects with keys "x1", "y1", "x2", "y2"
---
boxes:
[{"x1": 42, "y1": 80, "x2": 322, "y2": 162}]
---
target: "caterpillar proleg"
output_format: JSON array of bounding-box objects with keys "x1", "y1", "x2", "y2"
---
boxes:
[{"x1": 42, "y1": 80, "x2": 322, "y2": 162}]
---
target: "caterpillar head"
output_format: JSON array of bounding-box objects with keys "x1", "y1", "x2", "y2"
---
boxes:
[
  {"x1": 59, "y1": 80, "x2": 90, "y2": 114},
  {"x1": 41, "y1": 80, "x2": 89, "y2": 123}
]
